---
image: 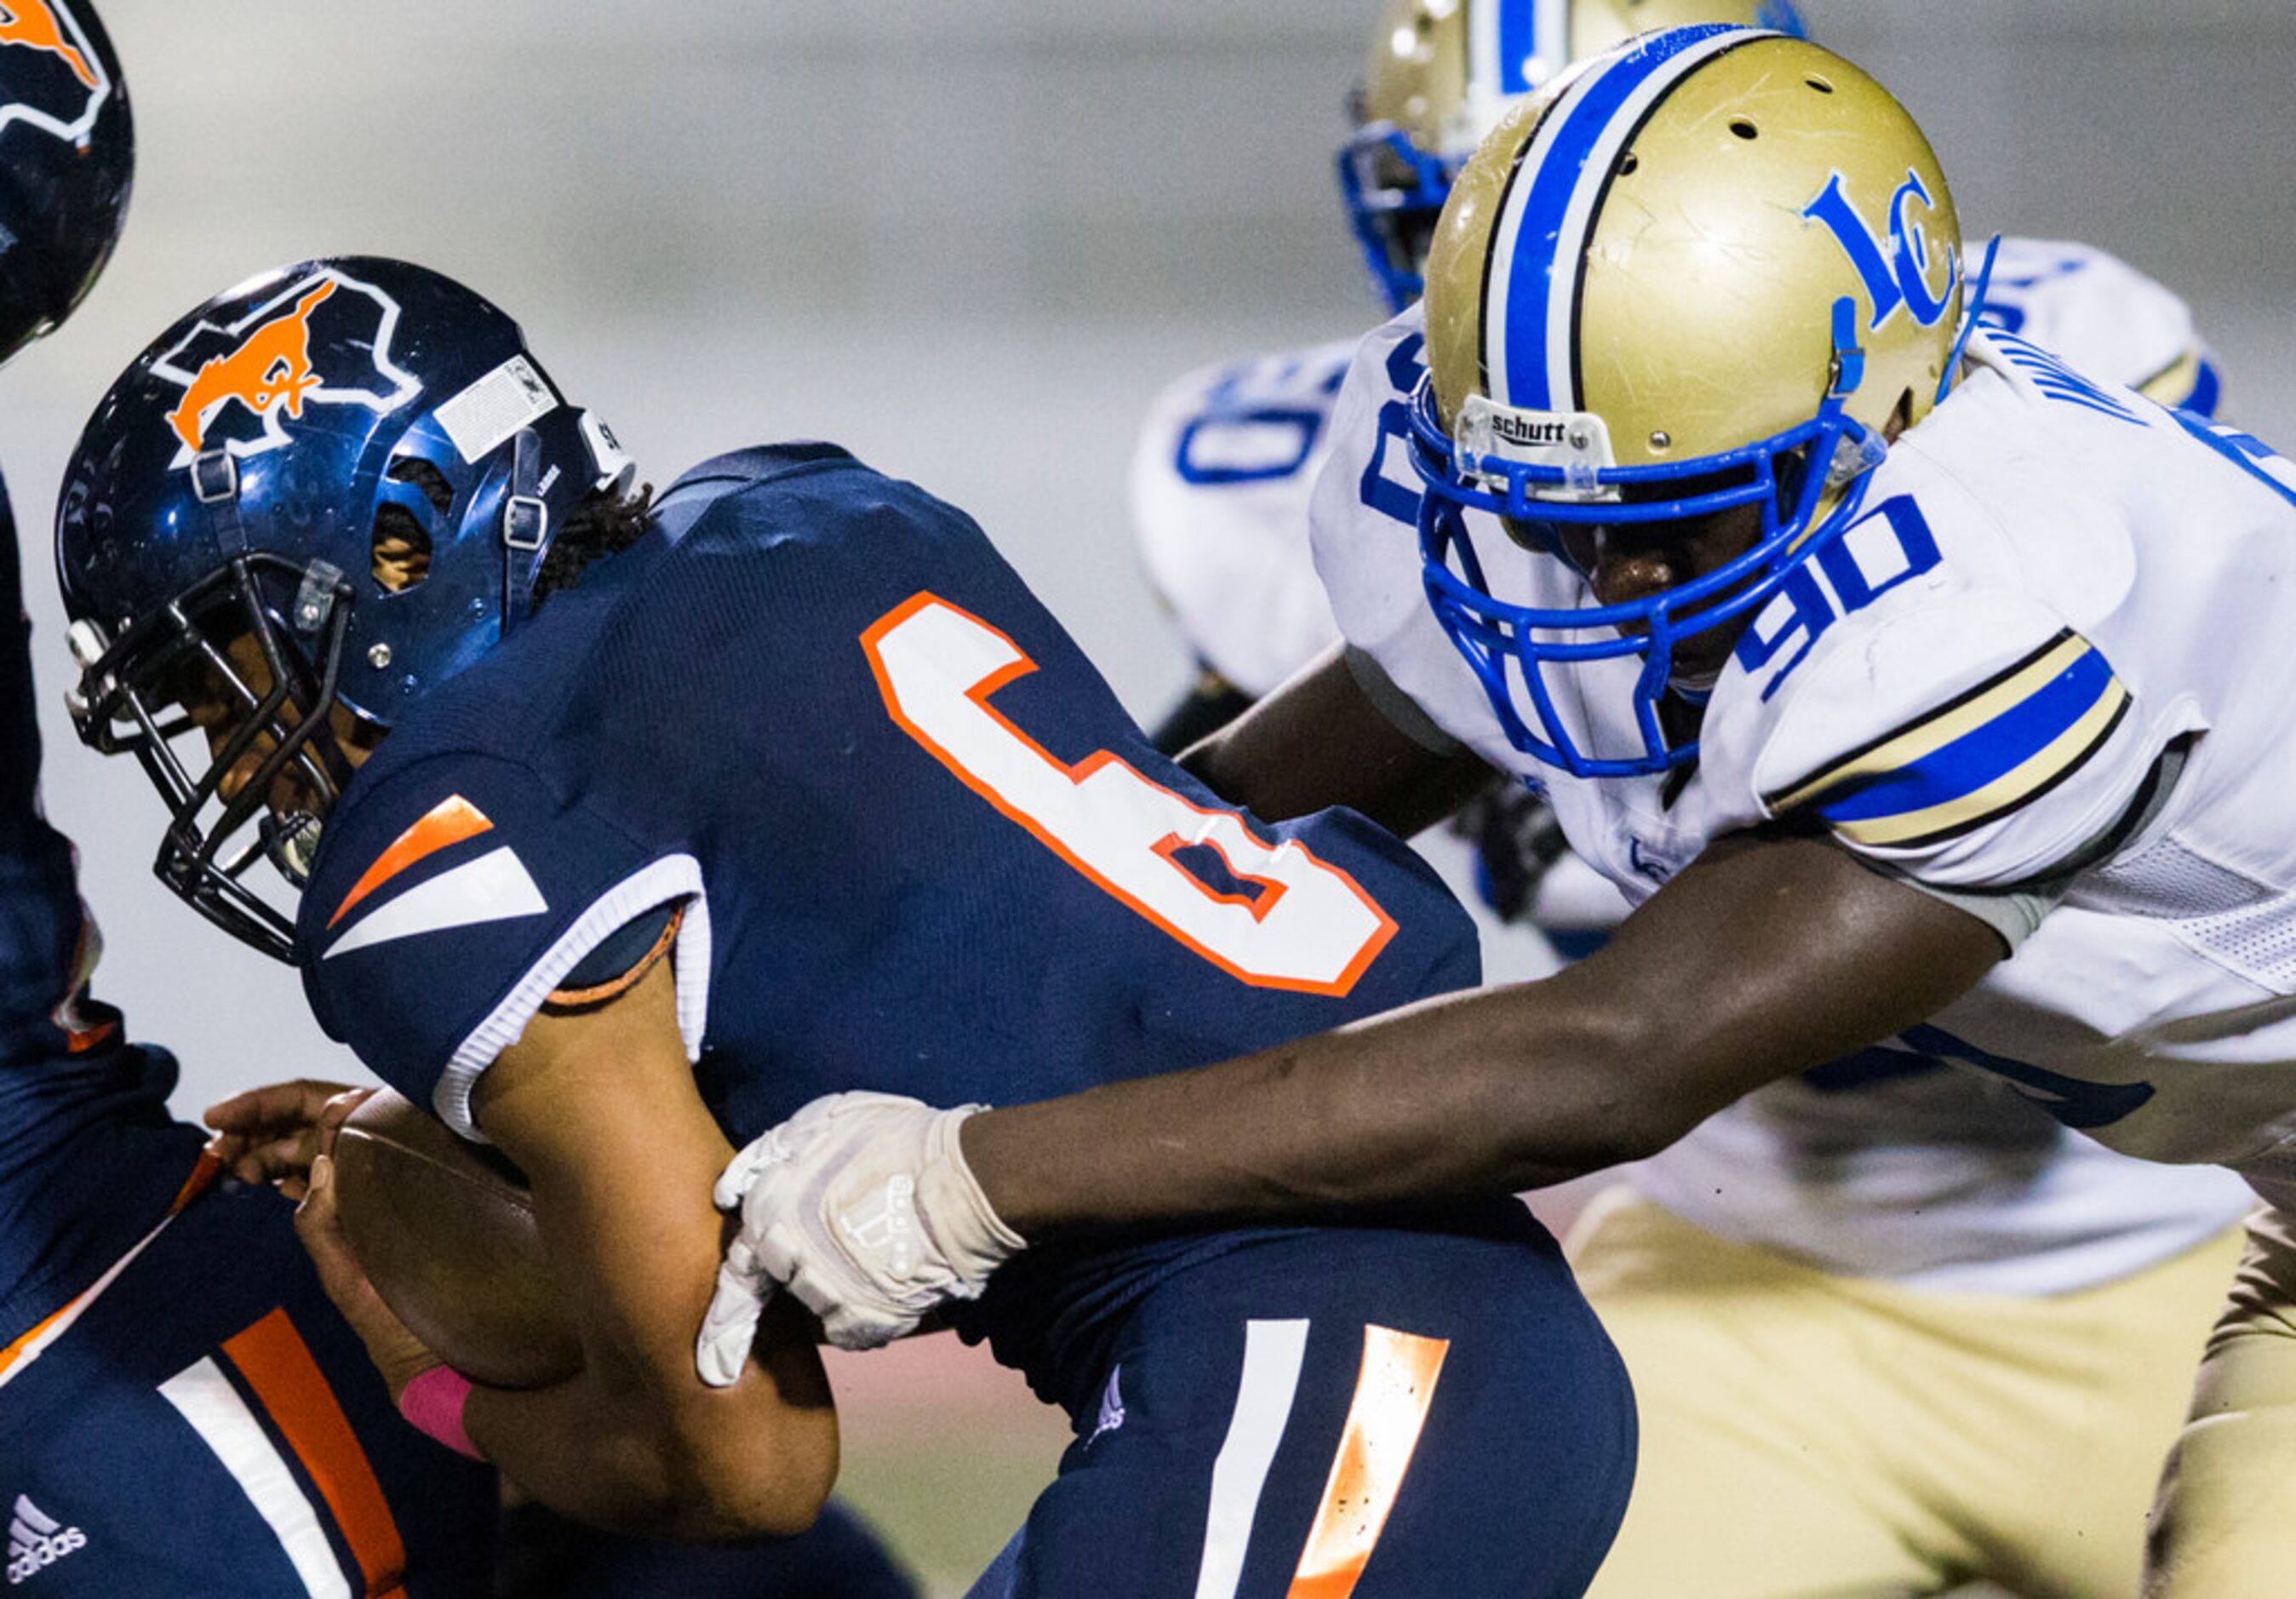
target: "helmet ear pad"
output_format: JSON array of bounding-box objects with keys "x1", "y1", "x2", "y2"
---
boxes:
[{"x1": 339, "y1": 399, "x2": 598, "y2": 720}]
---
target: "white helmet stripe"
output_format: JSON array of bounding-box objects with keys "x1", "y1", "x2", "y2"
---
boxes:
[{"x1": 1482, "y1": 26, "x2": 1771, "y2": 411}]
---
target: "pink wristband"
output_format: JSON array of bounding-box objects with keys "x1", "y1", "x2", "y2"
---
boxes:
[{"x1": 398, "y1": 1366, "x2": 482, "y2": 1460}]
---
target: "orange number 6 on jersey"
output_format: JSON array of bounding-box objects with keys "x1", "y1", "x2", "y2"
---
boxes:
[{"x1": 862, "y1": 593, "x2": 1397, "y2": 995}]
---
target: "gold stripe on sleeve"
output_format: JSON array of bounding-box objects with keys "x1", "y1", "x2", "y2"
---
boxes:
[
  {"x1": 1769, "y1": 633, "x2": 2091, "y2": 816},
  {"x1": 1832, "y1": 678, "x2": 2128, "y2": 847}
]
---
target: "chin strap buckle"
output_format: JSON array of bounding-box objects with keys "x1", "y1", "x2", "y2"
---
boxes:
[
  {"x1": 1826, "y1": 296, "x2": 1866, "y2": 400},
  {"x1": 502, "y1": 426, "x2": 549, "y2": 553},
  {"x1": 191, "y1": 448, "x2": 238, "y2": 504},
  {"x1": 192, "y1": 447, "x2": 254, "y2": 556},
  {"x1": 1824, "y1": 427, "x2": 1889, "y2": 490},
  {"x1": 502, "y1": 496, "x2": 547, "y2": 552},
  {"x1": 293, "y1": 559, "x2": 344, "y2": 634}
]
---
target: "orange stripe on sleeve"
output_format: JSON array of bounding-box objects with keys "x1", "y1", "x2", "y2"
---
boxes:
[
  {"x1": 0, "y1": 1299, "x2": 77, "y2": 1387},
  {"x1": 222, "y1": 1308, "x2": 408, "y2": 1599},
  {"x1": 168, "y1": 1149, "x2": 226, "y2": 1214},
  {"x1": 329, "y1": 795, "x2": 494, "y2": 928},
  {"x1": 0, "y1": 1152, "x2": 223, "y2": 1388},
  {"x1": 1286, "y1": 1325, "x2": 1450, "y2": 1599}
]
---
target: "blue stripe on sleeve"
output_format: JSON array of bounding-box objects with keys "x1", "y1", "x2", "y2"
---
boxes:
[{"x1": 1815, "y1": 646, "x2": 2116, "y2": 825}]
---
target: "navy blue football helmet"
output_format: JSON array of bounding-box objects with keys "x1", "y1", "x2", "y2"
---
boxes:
[
  {"x1": 55, "y1": 256, "x2": 634, "y2": 960},
  {"x1": 0, "y1": 0, "x2": 129, "y2": 364}
]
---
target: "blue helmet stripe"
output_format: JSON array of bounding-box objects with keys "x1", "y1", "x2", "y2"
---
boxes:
[
  {"x1": 1756, "y1": 1, "x2": 1811, "y2": 38},
  {"x1": 1485, "y1": 24, "x2": 1766, "y2": 411},
  {"x1": 1469, "y1": 1, "x2": 1571, "y2": 151},
  {"x1": 1494, "y1": 0, "x2": 1540, "y2": 95}
]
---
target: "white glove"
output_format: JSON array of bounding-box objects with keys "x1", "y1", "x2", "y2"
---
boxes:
[{"x1": 694, "y1": 1092, "x2": 1026, "y2": 1383}]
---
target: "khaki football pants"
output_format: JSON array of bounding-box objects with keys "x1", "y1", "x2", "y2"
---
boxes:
[
  {"x1": 1565, "y1": 1188, "x2": 2242, "y2": 1599},
  {"x1": 2144, "y1": 1201, "x2": 2296, "y2": 1596}
]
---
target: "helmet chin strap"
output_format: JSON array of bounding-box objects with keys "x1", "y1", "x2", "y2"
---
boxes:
[
  {"x1": 192, "y1": 447, "x2": 247, "y2": 554},
  {"x1": 1936, "y1": 234, "x2": 2003, "y2": 405},
  {"x1": 501, "y1": 426, "x2": 550, "y2": 630}
]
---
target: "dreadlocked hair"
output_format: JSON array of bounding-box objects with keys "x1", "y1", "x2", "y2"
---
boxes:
[{"x1": 531, "y1": 480, "x2": 657, "y2": 606}]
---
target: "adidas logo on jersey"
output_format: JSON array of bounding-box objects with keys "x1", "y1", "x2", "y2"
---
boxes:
[{"x1": 6, "y1": 1496, "x2": 85, "y2": 1585}]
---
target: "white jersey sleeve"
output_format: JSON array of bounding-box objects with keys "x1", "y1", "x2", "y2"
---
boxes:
[
  {"x1": 1979, "y1": 236, "x2": 2219, "y2": 414},
  {"x1": 1703, "y1": 342, "x2": 2207, "y2": 893},
  {"x1": 1129, "y1": 341, "x2": 1356, "y2": 698},
  {"x1": 1742, "y1": 587, "x2": 2166, "y2": 891}
]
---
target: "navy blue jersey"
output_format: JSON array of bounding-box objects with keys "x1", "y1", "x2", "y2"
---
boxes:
[
  {"x1": 0, "y1": 465, "x2": 202, "y2": 1348},
  {"x1": 300, "y1": 444, "x2": 1484, "y2": 1404},
  {"x1": 3, "y1": 1164, "x2": 500, "y2": 1598}
]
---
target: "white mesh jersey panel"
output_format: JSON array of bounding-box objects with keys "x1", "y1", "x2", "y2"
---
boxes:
[
  {"x1": 2087, "y1": 832, "x2": 2273, "y2": 920},
  {"x1": 2173, "y1": 895, "x2": 2296, "y2": 992}
]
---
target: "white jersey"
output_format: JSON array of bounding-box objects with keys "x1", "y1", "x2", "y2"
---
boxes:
[
  {"x1": 1131, "y1": 340, "x2": 1357, "y2": 699},
  {"x1": 1979, "y1": 237, "x2": 2219, "y2": 415},
  {"x1": 1131, "y1": 338, "x2": 1566, "y2": 983},
  {"x1": 1312, "y1": 275, "x2": 2261, "y2": 1292},
  {"x1": 1131, "y1": 238, "x2": 2216, "y2": 702}
]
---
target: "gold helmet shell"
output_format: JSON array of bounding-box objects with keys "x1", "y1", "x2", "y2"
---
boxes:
[
  {"x1": 1423, "y1": 30, "x2": 1962, "y2": 467},
  {"x1": 1342, "y1": 0, "x2": 1809, "y2": 309},
  {"x1": 1357, "y1": 0, "x2": 1805, "y2": 158}
]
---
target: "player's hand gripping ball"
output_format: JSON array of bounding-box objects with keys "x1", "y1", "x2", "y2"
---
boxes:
[
  {"x1": 327, "y1": 1089, "x2": 582, "y2": 1389},
  {"x1": 696, "y1": 1092, "x2": 1023, "y2": 1383}
]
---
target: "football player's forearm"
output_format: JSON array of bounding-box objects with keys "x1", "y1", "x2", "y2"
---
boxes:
[
  {"x1": 1180, "y1": 645, "x2": 1492, "y2": 834},
  {"x1": 469, "y1": 962, "x2": 839, "y2": 1537},
  {"x1": 966, "y1": 979, "x2": 1663, "y2": 1235},
  {"x1": 965, "y1": 832, "x2": 2007, "y2": 1237},
  {"x1": 467, "y1": 1334, "x2": 835, "y2": 1540}
]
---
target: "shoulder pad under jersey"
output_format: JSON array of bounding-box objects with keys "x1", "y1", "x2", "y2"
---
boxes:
[{"x1": 1980, "y1": 236, "x2": 2219, "y2": 414}]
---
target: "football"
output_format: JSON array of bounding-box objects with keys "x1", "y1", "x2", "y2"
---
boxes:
[{"x1": 332, "y1": 1089, "x2": 583, "y2": 1389}]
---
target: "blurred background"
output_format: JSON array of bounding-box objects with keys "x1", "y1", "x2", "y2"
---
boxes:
[{"x1": 8, "y1": 3, "x2": 2293, "y2": 1591}]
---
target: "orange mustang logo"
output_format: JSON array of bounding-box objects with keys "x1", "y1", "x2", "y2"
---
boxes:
[
  {"x1": 166, "y1": 280, "x2": 338, "y2": 454},
  {"x1": 0, "y1": 1, "x2": 95, "y2": 90}
]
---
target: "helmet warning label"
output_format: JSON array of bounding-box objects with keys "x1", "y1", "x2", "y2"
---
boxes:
[{"x1": 436, "y1": 355, "x2": 558, "y2": 464}]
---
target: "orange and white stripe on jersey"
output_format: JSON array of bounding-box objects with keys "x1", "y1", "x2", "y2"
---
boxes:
[
  {"x1": 0, "y1": 1150, "x2": 219, "y2": 1392},
  {"x1": 163, "y1": 1308, "x2": 408, "y2": 1599},
  {"x1": 1192, "y1": 1319, "x2": 1450, "y2": 1599}
]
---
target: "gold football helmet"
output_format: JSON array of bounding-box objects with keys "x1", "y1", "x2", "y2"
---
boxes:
[
  {"x1": 1339, "y1": 0, "x2": 1808, "y2": 310},
  {"x1": 1406, "y1": 26, "x2": 1970, "y2": 776}
]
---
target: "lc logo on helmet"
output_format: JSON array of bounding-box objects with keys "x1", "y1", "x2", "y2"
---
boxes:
[
  {"x1": 1802, "y1": 167, "x2": 1958, "y2": 333},
  {"x1": 149, "y1": 268, "x2": 424, "y2": 471},
  {"x1": 0, "y1": 0, "x2": 110, "y2": 146}
]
